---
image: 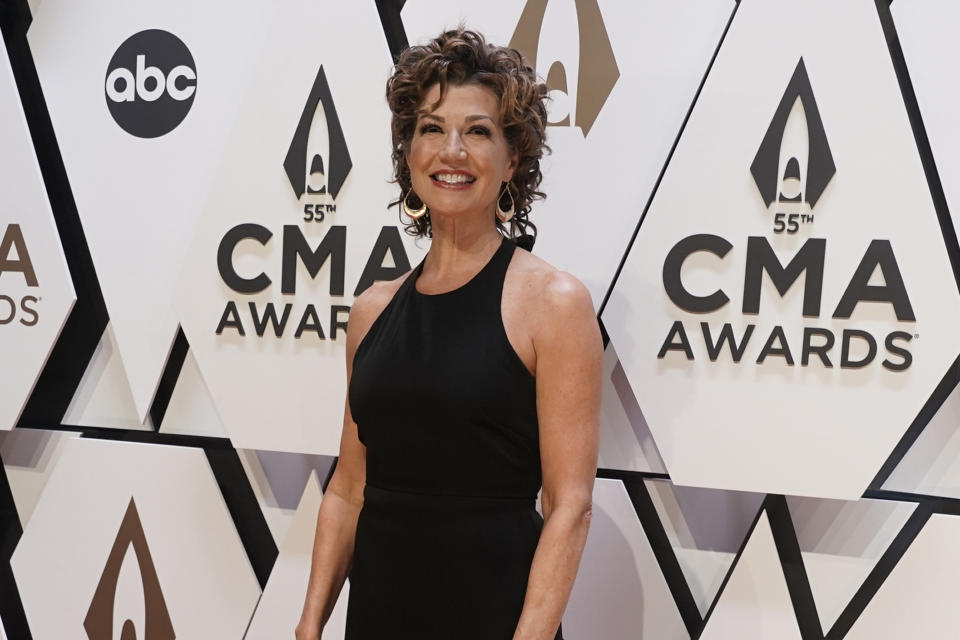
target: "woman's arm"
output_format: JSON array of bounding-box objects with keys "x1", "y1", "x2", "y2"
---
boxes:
[
  {"x1": 513, "y1": 272, "x2": 602, "y2": 640},
  {"x1": 294, "y1": 405, "x2": 366, "y2": 639},
  {"x1": 295, "y1": 283, "x2": 393, "y2": 640}
]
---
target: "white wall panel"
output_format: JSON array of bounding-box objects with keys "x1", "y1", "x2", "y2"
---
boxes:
[
  {"x1": 63, "y1": 322, "x2": 229, "y2": 435},
  {"x1": 602, "y1": 0, "x2": 960, "y2": 499},
  {"x1": 0, "y1": 27, "x2": 75, "y2": 431},
  {"x1": 598, "y1": 343, "x2": 667, "y2": 473},
  {"x1": 0, "y1": 428, "x2": 77, "y2": 526},
  {"x1": 846, "y1": 513, "x2": 960, "y2": 639},
  {"x1": 892, "y1": 1, "x2": 960, "y2": 240},
  {"x1": 787, "y1": 495, "x2": 916, "y2": 633},
  {"x1": 699, "y1": 511, "x2": 802, "y2": 639},
  {"x1": 646, "y1": 479, "x2": 763, "y2": 615},
  {"x1": 881, "y1": 0, "x2": 960, "y2": 500},
  {"x1": 883, "y1": 379, "x2": 960, "y2": 497},
  {"x1": 158, "y1": 350, "x2": 227, "y2": 438},
  {"x1": 28, "y1": 0, "x2": 270, "y2": 421},
  {"x1": 11, "y1": 438, "x2": 261, "y2": 639},
  {"x1": 62, "y1": 323, "x2": 152, "y2": 430}
]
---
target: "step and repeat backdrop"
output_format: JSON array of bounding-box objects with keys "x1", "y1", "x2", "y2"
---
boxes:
[{"x1": 2, "y1": 0, "x2": 960, "y2": 637}]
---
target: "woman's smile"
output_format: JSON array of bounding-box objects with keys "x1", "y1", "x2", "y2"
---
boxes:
[{"x1": 430, "y1": 170, "x2": 476, "y2": 189}]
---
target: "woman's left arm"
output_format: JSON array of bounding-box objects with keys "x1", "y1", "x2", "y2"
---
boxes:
[{"x1": 513, "y1": 272, "x2": 603, "y2": 640}]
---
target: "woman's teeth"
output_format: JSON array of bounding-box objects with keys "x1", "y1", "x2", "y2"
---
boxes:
[{"x1": 433, "y1": 173, "x2": 475, "y2": 184}]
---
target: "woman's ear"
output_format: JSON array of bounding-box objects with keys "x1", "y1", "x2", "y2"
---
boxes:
[{"x1": 505, "y1": 151, "x2": 519, "y2": 182}]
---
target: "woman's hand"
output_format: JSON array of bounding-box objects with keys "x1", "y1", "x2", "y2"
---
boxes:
[{"x1": 295, "y1": 615, "x2": 321, "y2": 640}]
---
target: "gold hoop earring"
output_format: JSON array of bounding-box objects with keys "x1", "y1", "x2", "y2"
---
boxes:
[
  {"x1": 496, "y1": 184, "x2": 515, "y2": 223},
  {"x1": 402, "y1": 189, "x2": 427, "y2": 219}
]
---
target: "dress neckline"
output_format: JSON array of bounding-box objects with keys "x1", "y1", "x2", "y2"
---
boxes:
[{"x1": 412, "y1": 237, "x2": 508, "y2": 298}]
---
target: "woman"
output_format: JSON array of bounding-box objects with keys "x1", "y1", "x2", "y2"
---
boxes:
[{"x1": 296, "y1": 28, "x2": 601, "y2": 640}]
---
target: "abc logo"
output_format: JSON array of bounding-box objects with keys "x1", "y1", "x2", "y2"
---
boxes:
[{"x1": 104, "y1": 29, "x2": 197, "y2": 138}]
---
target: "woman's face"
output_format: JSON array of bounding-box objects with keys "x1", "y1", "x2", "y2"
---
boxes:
[{"x1": 406, "y1": 83, "x2": 517, "y2": 222}]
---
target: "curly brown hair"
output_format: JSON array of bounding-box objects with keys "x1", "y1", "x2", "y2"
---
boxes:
[{"x1": 386, "y1": 28, "x2": 549, "y2": 248}]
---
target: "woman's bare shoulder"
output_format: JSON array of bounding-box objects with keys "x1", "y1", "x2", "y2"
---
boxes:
[
  {"x1": 507, "y1": 247, "x2": 601, "y2": 377},
  {"x1": 508, "y1": 247, "x2": 594, "y2": 318}
]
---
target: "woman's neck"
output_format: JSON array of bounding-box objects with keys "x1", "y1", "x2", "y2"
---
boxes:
[{"x1": 421, "y1": 211, "x2": 503, "y2": 279}]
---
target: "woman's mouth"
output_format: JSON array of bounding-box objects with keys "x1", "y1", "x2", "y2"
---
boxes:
[{"x1": 431, "y1": 172, "x2": 476, "y2": 189}]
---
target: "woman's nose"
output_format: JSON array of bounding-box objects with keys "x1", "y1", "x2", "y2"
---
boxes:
[{"x1": 438, "y1": 131, "x2": 466, "y2": 162}]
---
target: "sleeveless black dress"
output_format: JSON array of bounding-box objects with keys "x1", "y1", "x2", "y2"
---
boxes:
[{"x1": 346, "y1": 237, "x2": 562, "y2": 639}]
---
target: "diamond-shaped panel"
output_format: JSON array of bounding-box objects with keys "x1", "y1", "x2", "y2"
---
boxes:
[
  {"x1": 602, "y1": 0, "x2": 960, "y2": 499},
  {"x1": 0, "y1": 27, "x2": 75, "y2": 430},
  {"x1": 27, "y1": 0, "x2": 270, "y2": 420},
  {"x1": 11, "y1": 438, "x2": 261, "y2": 638}
]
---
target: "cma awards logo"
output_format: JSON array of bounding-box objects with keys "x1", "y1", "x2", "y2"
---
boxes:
[
  {"x1": 84, "y1": 498, "x2": 174, "y2": 640},
  {"x1": 284, "y1": 65, "x2": 352, "y2": 224},
  {"x1": 105, "y1": 29, "x2": 197, "y2": 138},
  {"x1": 0, "y1": 224, "x2": 40, "y2": 327},
  {"x1": 213, "y1": 66, "x2": 409, "y2": 341},
  {"x1": 509, "y1": 0, "x2": 619, "y2": 136},
  {"x1": 659, "y1": 58, "x2": 916, "y2": 372},
  {"x1": 751, "y1": 58, "x2": 836, "y2": 221}
]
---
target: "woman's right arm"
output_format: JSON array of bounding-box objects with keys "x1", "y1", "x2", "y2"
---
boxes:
[{"x1": 295, "y1": 284, "x2": 391, "y2": 639}]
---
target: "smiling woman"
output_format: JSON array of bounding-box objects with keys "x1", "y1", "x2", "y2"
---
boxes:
[{"x1": 296, "y1": 28, "x2": 602, "y2": 640}]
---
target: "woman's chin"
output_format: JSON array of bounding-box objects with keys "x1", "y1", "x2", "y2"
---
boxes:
[{"x1": 426, "y1": 203, "x2": 488, "y2": 221}]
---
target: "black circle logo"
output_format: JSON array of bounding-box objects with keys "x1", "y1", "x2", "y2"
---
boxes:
[{"x1": 104, "y1": 30, "x2": 197, "y2": 138}]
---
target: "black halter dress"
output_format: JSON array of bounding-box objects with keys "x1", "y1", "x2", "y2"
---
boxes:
[{"x1": 345, "y1": 237, "x2": 561, "y2": 639}]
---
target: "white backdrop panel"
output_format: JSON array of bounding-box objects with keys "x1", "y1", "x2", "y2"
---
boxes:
[
  {"x1": 787, "y1": 495, "x2": 916, "y2": 633},
  {"x1": 892, "y1": 1, "x2": 960, "y2": 242},
  {"x1": 11, "y1": 438, "x2": 261, "y2": 639},
  {"x1": 0, "y1": 28, "x2": 75, "y2": 431},
  {"x1": 598, "y1": 344, "x2": 667, "y2": 473},
  {"x1": 846, "y1": 513, "x2": 960, "y2": 639},
  {"x1": 158, "y1": 349, "x2": 227, "y2": 438},
  {"x1": 646, "y1": 479, "x2": 764, "y2": 615},
  {"x1": 883, "y1": 378, "x2": 960, "y2": 497},
  {"x1": 62, "y1": 323, "x2": 152, "y2": 430},
  {"x1": 28, "y1": 0, "x2": 270, "y2": 420},
  {"x1": 602, "y1": 0, "x2": 960, "y2": 499},
  {"x1": 0, "y1": 428, "x2": 77, "y2": 526},
  {"x1": 698, "y1": 511, "x2": 802, "y2": 639},
  {"x1": 62, "y1": 323, "x2": 226, "y2": 435}
]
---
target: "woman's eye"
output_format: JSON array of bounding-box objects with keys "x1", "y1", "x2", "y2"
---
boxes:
[
  {"x1": 469, "y1": 126, "x2": 491, "y2": 136},
  {"x1": 419, "y1": 124, "x2": 441, "y2": 134}
]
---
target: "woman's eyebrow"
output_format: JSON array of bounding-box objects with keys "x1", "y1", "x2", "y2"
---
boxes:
[{"x1": 416, "y1": 113, "x2": 494, "y2": 123}]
